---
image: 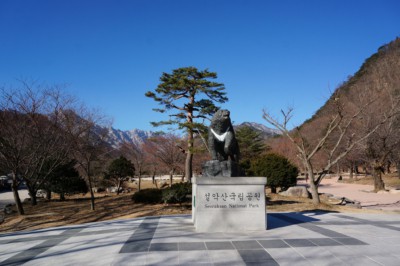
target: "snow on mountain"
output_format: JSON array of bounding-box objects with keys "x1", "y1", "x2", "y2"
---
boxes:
[
  {"x1": 106, "y1": 127, "x2": 154, "y2": 148},
  {"x1": 104, "y1": 121, "x2": 277, "y2": 148},
  {"x1": 236, "y1": 122, "x2": 280, "y2": 138}
]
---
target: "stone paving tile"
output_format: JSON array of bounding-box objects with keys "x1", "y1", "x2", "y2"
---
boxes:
[
  {"x1": 0, "y1": 229, "x2": 67, "y2": 243},
  {"x1": 149, "y1": 242, "x2": 178, "y2": 251},
  {"x1": 232, "y1": 240, "x2": 263, "y2": 250},
  {"x1": 237, "y1": 249, "x2": 274, "y2": 262},
  {"x1": 292, "y1": 246, "x2": 344, "y2": 266},
  {"x1": 266, "y1": 248, "x2": 311, "y2": 266},
  {"x1": 213, "y1": 262, "x2": 246, "y2": 266},
  {"x1": 178, "y1": 241, "x2": 207, "y2": 251},
  {"x1": 373, "y1": 236, "x2": 400, "y2": 246},
  {"x1": 0, "y1": 240, "x2": 45, "y2": 262},
  {"x1": 1, "y1": 212, "x2": 400, "y2": 265},
  {"x1": 208, "y1": 250, "x2": 245, "y2": 265},
  {"x1": 146, "y1": 251, "x2": 180, "y2": 266},
  {"x1": 366, "y1": 254, "x2": 400, "y2": 266},
  {"x1": 205, "y1": 241, "x2": 235, "y2": 250},
  {"x1": 326, "y1": 245, "x2": 363, "y2": 257},
  {"x1": 178, "y1": 250, "x2": 213, "y2": 265},
  {"x1": 24, "y1": 232, "x2": 126, "y2": 266},
  {"x1": 332, "y1": 237, "x2": 368, "y2": 245},
  {"x1": 335, "y1": 255, "x2": 382, "y2": 266},
  {"x1": 111, "y1": 252, "x2": 147, "y2": 266},
  {"x1": 120, "y1": 217, "x2": 160, "y2": 253},
  {"x1": 0, "y1": 227, "x2": 83, "y2": 266},
  {"x1": 308, "y1": 237, "x2": 343, "y2": 246},
  {"x1": 300, "y1": 224, "x2": 348, "y2": 238},
  {"x1": 283, "y1": 238, "x2": 317, "y2": 247},
  {"x1": 244, "y1": 261, "x2": 279, "y2": 266},
  {"x1": 351, "y1": 244, "x2": 400, "y2": 261},
  {"x1": 258, "y1": 239, "x2": 290, "y2": 249}
]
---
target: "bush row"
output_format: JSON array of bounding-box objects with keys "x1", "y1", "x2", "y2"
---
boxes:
[{"x1": 132, "y1": 182, "x2": 191, "y2": 204}]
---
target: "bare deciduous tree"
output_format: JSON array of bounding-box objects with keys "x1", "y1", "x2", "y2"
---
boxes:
[
  {"x1": 62, "y1": 107, "x2": 110, "y2": 211},
  {"x1": 119, "y1": 141, "x2": 148, "y2": 191},
  {"x1": 146, "y1": 134, "x2": 185, "y2": 187},
  {"x1": 262, "y1": 95, "x2": 395, "y2": 204},
  {"x1": 0, "y1": 83, "x2": 74, "y2": 213}
]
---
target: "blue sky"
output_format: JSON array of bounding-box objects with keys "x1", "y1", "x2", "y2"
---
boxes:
[{"x1": 1, "y1": 0, "x2": 399, "y2": 131}]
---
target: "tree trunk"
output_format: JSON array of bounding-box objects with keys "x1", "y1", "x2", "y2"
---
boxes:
[
  {"x1": 117, "y1": 180, "x2": 121, "y2": 195},
  {"x1": 60, "y1": 192, "x2": 65, "y2": 201},
  {"x1": 89, "y1": 188, "x2": 95, "y2": 210},
  {"x1": 87, "y1": 175, "x2": 95, "y2": 211},
  {"x1": 152, "y1": 173, "x2": 155, "y2": 184},
  {"x1": 372, "y1": 163, "x2": 385, "y2": 192},
  {"x1": 336, "y1": 163, "x2": 340, "y2": 178},
  {"x1": 169, "y1": 170, "x2": 173, "y2": 187},
  {"x1": 185, "y1": 150, "x2": 193, "y2": 182},
  {"x1": 138, "y1": 175, "x2": 141, "y2": 191},
  {"x1": 11, "y1": 180, "x2": 24, "y2": 215},
  {"x1": 355, "y1": 163, "x2": 360, "y2": 174},
  {"x1": 46, "y1": 189, "x2": 52, "y2": 200},
  {"x1": 349, "y1": 163, "x2": 354, "y2": 179},
  {"x1": 396, "y1": 162, "x2": 400, "y2": 179},
  {"x1": 28, "y1": 187, "x2": 37, "y2": 206},
  {"x1": 386, "y1": 161, "x2": 391, "y2": 174},
  {"x1": 271, "y1": 187, "x2": 277, "y2": 193},
  {"x1": 307, "y1": 168, "x2": 320, "y2": 204},
  {"x1": 185, "y1": 108, "x2": 194, "y2": 182}
]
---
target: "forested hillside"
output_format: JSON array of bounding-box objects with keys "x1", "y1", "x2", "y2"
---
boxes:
[{"x1": 267, "y1": 37, "x2": 400, "y2": 199}]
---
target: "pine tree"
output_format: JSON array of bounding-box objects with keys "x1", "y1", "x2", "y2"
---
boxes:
[
  {"x1": 236, "y1": 125, "x2": 267, "y2": 175},
  {"x1": 105, "y1": 156, "x2": 135, "y2": 195},
  {"x1": 145, "y1": 67, "x2": 228, "y2": 180}
]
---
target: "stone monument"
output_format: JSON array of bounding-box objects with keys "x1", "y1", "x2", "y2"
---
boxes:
[{"x1": 192, "y1": 109, "x2": 267, "y2": 232}]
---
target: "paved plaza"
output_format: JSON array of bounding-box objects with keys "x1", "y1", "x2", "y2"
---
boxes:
[{"x1": 1, "y1": 212, "x2": 400, "y2": 265}]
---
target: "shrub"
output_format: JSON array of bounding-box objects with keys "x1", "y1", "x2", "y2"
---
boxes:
[
  {"x1": 162, "y1": 182, "x2": 192, "y2": 204},
  {"x1": 132, "y1": 188, "x2": 162, "y2": 204},
  {"x1": 251, "y1": 153, "x2": 298, "y2": 193},
  {"x1": 44, "y1": 160, "x2": 88, "y2": 200}
]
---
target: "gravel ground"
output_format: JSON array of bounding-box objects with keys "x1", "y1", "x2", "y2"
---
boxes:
[{"x1": 299, "y1": 177, "x2": 400, "y2": 211}]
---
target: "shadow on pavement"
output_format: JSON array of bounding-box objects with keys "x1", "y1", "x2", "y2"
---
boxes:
[{"x1": 267, "y1": 210, "x2": 338, "y2": 230}]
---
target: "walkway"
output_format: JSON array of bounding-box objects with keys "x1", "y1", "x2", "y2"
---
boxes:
[
  {"x1": 298, "y1": 178, "x2": 400, "y2": 211},
  {"x1": 1, "y1": 212, "x2": 399, "y2": 265}
]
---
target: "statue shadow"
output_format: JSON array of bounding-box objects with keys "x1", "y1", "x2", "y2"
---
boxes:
[{"x1": 267, "y1": 210, "x2": 339, "y2": 230}]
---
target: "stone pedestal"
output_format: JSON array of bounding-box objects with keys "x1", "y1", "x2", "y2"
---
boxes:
[
  {"x1": 202, "y1": 160, "x2": 243, "y2": 177},
  {"x1": 192, "y1": 177, "x2": 267, "y2": 232}
]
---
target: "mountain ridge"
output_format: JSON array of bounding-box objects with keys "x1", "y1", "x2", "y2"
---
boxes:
[{"x1": 105, "y1": 121, "x2": 277, "y2": 147}]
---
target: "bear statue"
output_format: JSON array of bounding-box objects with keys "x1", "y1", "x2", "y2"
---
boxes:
[{"x1": 208, "y1": 109, "x2": 240, "y2": 162}]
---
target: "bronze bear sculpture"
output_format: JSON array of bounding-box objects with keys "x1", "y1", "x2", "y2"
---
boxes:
[{"x1": 208, "y1": 109, "x2": 240, "y2": 162}]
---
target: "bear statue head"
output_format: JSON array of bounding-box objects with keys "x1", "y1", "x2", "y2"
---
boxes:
[{"x1": 210, "y1": 109, "x2": 232, "y2": 132}]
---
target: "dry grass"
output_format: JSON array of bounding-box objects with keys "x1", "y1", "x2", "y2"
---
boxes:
[
  {"x1": 0, "y1": 180, "x2": 392, "y2": 234},
  {"x1": 0, "y1": 192, "x2": 191, "y2": 234}
]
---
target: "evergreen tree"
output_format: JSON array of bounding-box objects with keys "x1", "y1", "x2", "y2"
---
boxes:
[
  {"x1": 105, "y1": 156, "x2": 135, "y2": 195},
  {"x1": 251, "y1": 153, "x2": 298, "y2": 193},
  {"x1": 236, "y1": 125, "x2": 267, "y2": 175},
  {"x1": 45, "y1": 160, "x2": 88, "y2": 201},
  {"x1": 145, "y1": 67, "x2": 228, "y2": 180}
]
